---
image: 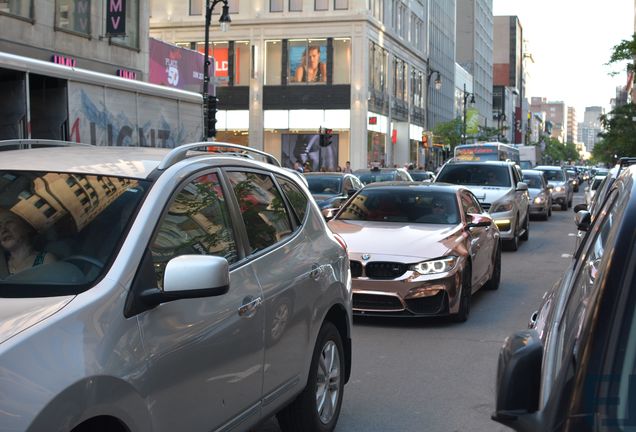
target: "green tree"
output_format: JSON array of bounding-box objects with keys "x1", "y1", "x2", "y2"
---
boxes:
[
  {"x1": 593, "y1": 103, "x2": 636, "y2": 163},
  {"x1": 542, "y1": 137, "x2": 579, "y2": 165},
  {"x1": 432, "y1": 118, "x2": 462, "y2": 149},
  {"x1": 607, "y1": 33, "x2": 636, "y2": 75}
]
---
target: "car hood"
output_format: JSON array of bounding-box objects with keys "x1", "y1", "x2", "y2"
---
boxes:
[
  {"x1": 0, "y1": 296, "x2": 74, "y2": 345},
  {"x1": 457, "y1": 185, "x2": 511, "y2": 204},
  {"x1": 527, "y1": 188, "x2": 544, "y2": 199},
  {"x1": 548, "y1": 180, "x2": 567, "y2": 187},
  {"x1": 328, "y1": 219, "x2": 463, "y2": 261}
]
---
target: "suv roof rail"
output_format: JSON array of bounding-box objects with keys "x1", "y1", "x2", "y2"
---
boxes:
[
  {"x1": 617, "y1": 157, "x2": 636, "y2": 175},
  {"x1": 158, "y1": 142, "x2": 281, "y2": 170},
  {"x1": 0, "y1": 139, "x2": 93, "y2": 150}
]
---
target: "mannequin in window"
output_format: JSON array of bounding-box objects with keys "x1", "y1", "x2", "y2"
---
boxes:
[{"x1": 295, "y1": 45, "x2": 326, "y2": 83}]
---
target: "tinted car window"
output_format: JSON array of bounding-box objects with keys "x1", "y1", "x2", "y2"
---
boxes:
[
  {"x1": 460, "y1": 191, "x2": 482, "y2": 214},
  {"x1": 227, "y1": 171, "x2": 293, "y2": 253},
  {"x1": 150, "y1": 172, "x2": 238, "y2": 287},
  {"x1": 356, "y1": 172, "x2": 399, "y2": 184},
  {"x1": 306, "y1": 176, "x2": 342, "y2": 195},
  {"x1": 276, "y1": 175, "x2": 308, "y2": 223},
  {"x1": 523, "y1": 175, "x2": 543, "y2": 189},
  {"x1": 338, "y1": 188, "x2": 459, "y2": 224},
  {"x1": 540, "y1": 169, "x2": 566, "y2": 182},
  {"x1": 436, "y1": 164, "x2": 511, "y2": 187}
]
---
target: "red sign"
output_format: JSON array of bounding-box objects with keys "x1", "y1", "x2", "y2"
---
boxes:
[
  {"x1": 368, "y1": 116, "x2": 377, "y2": 125},
  {"x1": 51, "y1": 54, "x2": 76, "y2": 67},
  {"x1": 197, "y1": 46, "x2": 229, "y2": 78},
  {"x1": 117, "y1": 69, "x2": 137, "y2": 80},
  {"x1": 391, "y1": 129, "x2": 397, "y2": 144}
]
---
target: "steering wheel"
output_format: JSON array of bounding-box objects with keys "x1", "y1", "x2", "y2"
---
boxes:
[{"x1": 63, "y1": 255, "x2": 105, "y2": 270}]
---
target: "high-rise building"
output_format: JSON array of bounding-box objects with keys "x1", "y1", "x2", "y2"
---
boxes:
[
  {"x1": 578, "y1": 106, "x2": 604, "y2": 152},
  {"x1": 567, "y1": 107, "x2": 577, "y2": 144},
  {"x1": 492, "y1": 15, "x2": 524, "y2": 143},
  {"x1": 456, "y1": 0, "x2": 493, "y2": 128},
  {"x1": 150, "y1": 0, "x2": 456, "y2": 170},
  {"x1": 530, "y1": 97, "x2": 567, "y2": 144}
]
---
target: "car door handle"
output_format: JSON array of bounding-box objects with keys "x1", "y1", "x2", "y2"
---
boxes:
[
  {"x1": 238, "y1": 296, "x2": 262, "y2": 318},
  {"x1": 310, "y1": 264, "x2": 322, "y2": 280}
]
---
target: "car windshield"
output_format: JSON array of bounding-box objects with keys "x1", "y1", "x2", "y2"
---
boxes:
[
  {"x1": 523, "y1": 175, "x2": 543, "y2": 189},
  {"x1": 540, "y1": 169, "x2": 565, "y2": 181},
  {"x1": 409, "y1": 172, "x2": 432, "y2": 181},
  {"x1": 305, "y1": 176, "x2": 342, "y2": 195},
  {"x1": 0, "y1": 171, "x2": 149, "y2": 296},
  {"x1": 356, "y1": 171, "x2": 398, "y2": 185},
  {"x1": 436, "y1": 165, "x2": 511, "y2": 187},
  {"x1": 337, "y1": 188, "x2": 459, "y2": 224}
]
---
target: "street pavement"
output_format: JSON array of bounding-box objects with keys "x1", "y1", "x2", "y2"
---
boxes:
[{"x1": 252, "y1": 190, "x2": 585, "y2": 432}]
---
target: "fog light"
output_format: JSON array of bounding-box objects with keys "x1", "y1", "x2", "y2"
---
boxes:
[{"x1": 495, "y1": 219, "x2": 511, "y2": 231}]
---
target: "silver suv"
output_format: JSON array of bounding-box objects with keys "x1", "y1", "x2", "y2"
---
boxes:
[
  {"x1": 434, "y1": 160, "x2": 530, "y2": 251},
  {"x1": 0, "y1": 141, "x2": 352, "y2": 432}
]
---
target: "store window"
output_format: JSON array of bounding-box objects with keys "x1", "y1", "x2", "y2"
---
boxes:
[
  {"x1": 368, "y1": 42, "x2": 387, "y2": 95},
  {"x1": 288, "y1": 39, "x2": 327, "y2": 85},
  {"x1": 234, "y1": 41, "x2": 250, "y2": 86},
  {"x1": 0, "y1": 0, "x2": 32, "y2": 19},
  {"x1": 189, "y1": 0, "x2": 202, "y2": 15},
  {"x1": 315, "y1": 0, "x2": 328, "y2": 11},
  {"x1": 333, "y1": 38, "x2": 351, "y2": 84},
  {"x1": 55, "y1": 0, "x2": 91, "y2": 35},
  {"x1": 111, "y1": 0, "x2": 139, "y2": 49},
  {"x1": 265, "y1": 40, "x2": 282, "y2": 85},
  {"x1": 270, "y1": 0, "x2": 283, "y2": 12},
  {"x1": 197, "y1": 42, "x2": 230, "y2": 87}
]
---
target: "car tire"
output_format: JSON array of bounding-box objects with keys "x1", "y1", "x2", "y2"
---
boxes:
[
  {"x1": 452, "y1": 263, "x2": 471, "y2": 322},
  {"x1": 520, "y1": 215, "x2": 529, "y2": 241},
  {"x1": 548, "y1": 205, "x2": 552, "y2": 218},
  {"x1": 568, "y1": 197, "x2": 573, "y2": 208},
  {"x1": 277, "y1": 321, "x2": 345, "y2": 432},
  {"x1": 483, "y1": 243, "x2": 501, "y2": 291},
  {"x1": 561, "y1": 201, "x2": 567, "y2": 211}
]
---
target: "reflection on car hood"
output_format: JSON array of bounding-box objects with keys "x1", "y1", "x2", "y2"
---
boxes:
[
  {"x1": 457, "y1": 186, "x2": 511, "y2": 204},
  {"x1": 527, "y1": 188, "x2": 543, "y2": 199},
  {"x1": 0, "y1": 296, "x2": 74, "y2": 345},
  {"x1": 328, "y1": 220, "x2": 460, "y2": 261}
]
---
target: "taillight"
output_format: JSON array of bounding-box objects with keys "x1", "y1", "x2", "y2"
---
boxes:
[{"x1": 332, "y1": 233, "x2": 348, "y2": 252}]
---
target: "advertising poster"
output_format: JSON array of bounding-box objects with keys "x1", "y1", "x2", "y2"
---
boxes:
[
  {"x1": 281, "y1": 134, "x2": 338, "y2": 171},
  {"x1": 196, "y1": 45, "x2": 229, "y2": 83},
  {"x1": 289, "y1": 44, "x2": 327, "y2": 83},
  {"x1": 149, "y1": 38, "x2": 207, "y2": 93}
]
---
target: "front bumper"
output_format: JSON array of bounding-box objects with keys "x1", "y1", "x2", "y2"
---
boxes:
[
  {"x1": 551, "y1": 189, "x2": 567, "y2": 205},
  {"x1": 350, "y1": 265, "x2": 463, "y2": 317},
  {"x1": 489, "y1": 209, "x2": 515, "y2": 240}
]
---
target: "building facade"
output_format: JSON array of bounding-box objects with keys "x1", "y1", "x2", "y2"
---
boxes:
[
  {"x1": 456, "y1": 0, "x2": 493, "y2": 129},
  {"x1": 566, "y1": 106, "x2": 577, "y2": 144},
  {"x1": 150, "y1": 0, "x2": 451, "y2": 171},
  {"x1": 530, "y1": 97, "x2": 567, "y2": 144},
  {"x1": 578, "y1": 105, "x2": 604, "y2": 152}
]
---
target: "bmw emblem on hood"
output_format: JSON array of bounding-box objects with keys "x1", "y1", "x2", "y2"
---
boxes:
[{"x1": 362, "y1": 254, "x2": 371, "y2": 261}]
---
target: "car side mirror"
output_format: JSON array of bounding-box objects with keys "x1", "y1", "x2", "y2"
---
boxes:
[
  {"x1": 575, "y1": 210, "x2": 592, "y2": 231},
  {"x1": 516, "y1": 181, "x2": 528, "y2": 191},
  {"x1": 573, "y1": 203, "x2": 587, "y2": 213},
  {"x1": 492, "y1": 330, "x2": 542, "y2": 427},
  {"x1": 466, "y1": 213, "x2": 492, "y2": 229},
  {"x1": 322, "y1": 207, "x2": 339, "y2": 221}
]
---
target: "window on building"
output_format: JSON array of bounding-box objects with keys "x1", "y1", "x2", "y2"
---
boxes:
[
  {"x1": 333, "y1": 38, "x2": 351, "y2": 84},
  {"x1": 234, "y1": 41, "x2": 250, "y2": 86},
  {"x1": 369, "y1": 0, "x2": 382, "y2": 21},
  {"x1": 110, "y1": 0, "x2": 139, "y2": 49},
  {"x1": 265, "y1": 40, "x2": 282, "y2": 85},
  {"x1": 368, "y1": 42, "x2": 387, "y2": 95},
  {"x1": 289, "y1": 0, "x2": 302, "y2": 11},
  {"x1": 270, "y1": 0, "x2": 283, "y2": 12},
  {"x1": 189, "y1": 0, "x2": 202, "y2": 15},
  {"x1": 334, "y1": 0, "x2": 348, "y2": 9},
  {"x1": 0, "y1": 0, "x2": 33, "y2": 19},
  {"x1": 55, "y1": 0, "x2": 91, "y2": 35},
  {"x1": 197, "y1": 41, "x2": 230, "y2": 87},
  {"x1": 288, "y1": 39, "x2": 327, "y2": 85},
  {"x1": 315, "y1": 0, "x2": 328, "y2": 11}
]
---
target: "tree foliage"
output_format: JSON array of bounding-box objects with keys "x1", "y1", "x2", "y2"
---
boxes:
[
  {"x1": 432, "y1": 118, "x2": 462, "y2": 148},
  {"x1": 541, "y1": 137, "x2": 579, "y2": 165},
  {"x1": 607, "y1": 33, "x2": 636, "y2": 74},
  {"x1": 592, "y1": 103, "x2": 636, "y2": 163}
]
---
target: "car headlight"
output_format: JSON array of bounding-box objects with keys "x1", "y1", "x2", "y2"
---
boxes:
[
  {"x1": 533, "y1": 195, "x2": 545, "y2": 204},
  {"x1": 554, "y1": 186, "x2": 564, "y2": 192},
  {"x1": 411, "y1": 256, "x2": 458, "y2": 275},
  {"x1": 490, "y1": 201, "x2": 513, "y2": 213}
]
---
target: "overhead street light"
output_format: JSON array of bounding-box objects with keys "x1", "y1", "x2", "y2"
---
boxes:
[
  {"x1": 462, "y1": 83, "x2": 476, "y2": 145},
  {"x1": 202, "y1": 0, "x2": 231, "y2": 140}
]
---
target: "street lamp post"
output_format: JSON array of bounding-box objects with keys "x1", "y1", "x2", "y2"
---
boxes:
[
  {"x1": 425, "y1": 63, "x2": 441, "y2": 168},
  {"x1": 461, "y1": 83, "x2": 475, "y2": 145},
  {"x1": 202, "y1": 0, "x2": 231, "y2": 140}
]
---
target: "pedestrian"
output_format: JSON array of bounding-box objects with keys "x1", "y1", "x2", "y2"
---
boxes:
[{"x1": 343, "y1": 161, "x2": 353, "y2": 173}]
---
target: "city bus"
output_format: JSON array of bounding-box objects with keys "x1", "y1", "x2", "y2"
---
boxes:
[{"x1": 454, "y1": 142, "x2": 520, "y2": 164}]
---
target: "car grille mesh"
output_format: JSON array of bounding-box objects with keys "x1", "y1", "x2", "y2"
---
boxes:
[
  {"x1": 480, "y1": 203, "x2": 491, "y2": 211},
  {"x1": 404, "y1": 291, "x2": 448, "y2": 315},
  {"x1": 350, "y1": 260, "x2": 363, "y2": 278},
  {"x1": 365, "y1": 262, "x2": 408, "y2": 279},
  {"x1": 353, "y1": 293, "x2": 403, "y2": 310}
]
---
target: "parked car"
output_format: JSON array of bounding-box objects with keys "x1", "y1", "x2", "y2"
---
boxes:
[
  {"x1": 522, "y1": 169, "x2": 552, "y2": 220},
  {"x1": 565, "y1": 168, "x2": 580, "y2": 192},
  {"x1": 584, "y1": 175, "x2": 605, "y2": 207},
  {"x1": 0, "y1": 140, "x2": 352, "y2": 432},
  {"x1": 492, "y1": 164, "x2": 636, "y2": 432},
  {"x1": 408, "y1": 170, "x2": 436, "y2": 182},
  {"x1": 328, "y1": 182, "x2": 501, "y2": 322},
  {"x1": 434, "y1": 160, "x2": 530, "y2": 251},
  {"x1": 533, "y1": 165, "x2": 573, "y2": 210},
  {"x1": 353, "y1": 167, "x2": 414, "y2": 184},
  {"x1": 304, "y1": 172, "x2": 363, "y2": 212}
]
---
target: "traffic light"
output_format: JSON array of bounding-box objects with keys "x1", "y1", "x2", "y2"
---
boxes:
[
  {"x1": 321, "y1": 128, "x2": 333, "y2": 147},
  {"x1": 207, "y1": 96, "x2": 218, "y2": 138}
]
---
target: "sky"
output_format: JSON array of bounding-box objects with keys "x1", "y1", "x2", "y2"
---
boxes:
[{"x1": 492, "y1": 0, "x2": 634, "y2": 118}]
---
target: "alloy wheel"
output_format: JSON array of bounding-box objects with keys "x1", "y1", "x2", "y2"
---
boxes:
[{"x1": 316, "y1": 340, "x2": 341, "y2": 424}]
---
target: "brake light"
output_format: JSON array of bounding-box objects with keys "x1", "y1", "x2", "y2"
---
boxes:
[{"x1": 332, "y1": 233, "x2": 348, "y2": 252}]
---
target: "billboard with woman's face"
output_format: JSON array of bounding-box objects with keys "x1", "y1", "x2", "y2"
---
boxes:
[{"x1": 288, "y1": 40, "x2": 327, "y2": 84}]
